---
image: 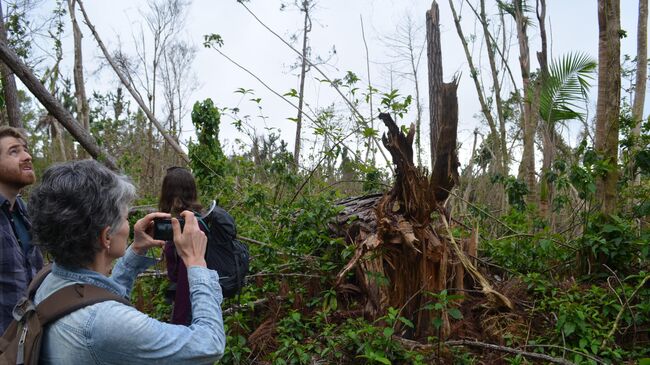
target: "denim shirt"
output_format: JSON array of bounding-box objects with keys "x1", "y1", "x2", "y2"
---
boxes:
[
  {"x1": 34, "y1": 246, "x2": 225, "y2": 365},
  {"x1": 0, "y1": 194, "x2": 43, "y2": 333}
]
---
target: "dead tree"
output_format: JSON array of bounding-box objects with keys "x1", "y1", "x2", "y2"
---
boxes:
[
  {"x1": 332, "y1": 112, "x2": 512, "y2": 340},
  {"x1": 331, "y1": 1, "x2": 511, "y2": 341}
]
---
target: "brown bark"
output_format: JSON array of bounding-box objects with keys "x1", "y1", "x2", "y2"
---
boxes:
[
  {"x1": 540, "y1": 120, "x2": 556, "y2": 218},
  {"x1": 431, "y1": 82, "x2": 460, "y2": 202},
  {"x1": 632, "y1": 0, "x2": 648, "y2": 185},
  {"x1": 515, "y1": 0, "x2": 538, "y2": 207},
  {"x1": 0, "y1": 40, "x2": 118, "y2": 170},
  {"x1": 426, "y1": 1, "x2": 443, "y2": 171},
  {"x1": 76, "y1": 0, "x2": 190, "y2": 164},
  {"x1": 594, "y1": 0, "x2": 621, "y2": 215},
  {"x1": 333, "y1": 113, "x2": 510, "y2": 340},
  {"x1": 68, "y1": 0, "x2": 90, "y2": 132},
  {"x1": 332, "y1": 113, "x2": 451, "y2": 339},
  {"x1": 535, "y1": 0, "x2": 556, "y2": 218},
  {"x1": 0, "y1": 2, "x2": 21, "y2": 128}
]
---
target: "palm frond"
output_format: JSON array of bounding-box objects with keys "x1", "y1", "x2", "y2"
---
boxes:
[{"x1": 539, "y1": 52, "x2": 597, "y2": 124}]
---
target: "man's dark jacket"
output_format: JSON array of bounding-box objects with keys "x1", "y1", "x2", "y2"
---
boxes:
[{"x1": 0, "y1": 194, "x2": 43, "y2": 333}]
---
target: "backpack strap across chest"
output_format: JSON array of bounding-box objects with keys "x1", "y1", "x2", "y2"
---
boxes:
[
  {"x1": 1, "y1": 265, "x2": 131, "y2": 365},
  {"x1": 25, "y1": 264, "x2": 131, "y2": 325},
  {"x1": 35, "y1": 283, "x2": 131, "y2": 324}
]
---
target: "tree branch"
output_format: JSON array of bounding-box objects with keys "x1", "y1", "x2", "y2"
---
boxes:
[
  {"x1": 0, "y1": 40, "x2": 118, "y2": 169},
  {"x1": 77, "y1": 0, "x2": 189, "y2": 164}
]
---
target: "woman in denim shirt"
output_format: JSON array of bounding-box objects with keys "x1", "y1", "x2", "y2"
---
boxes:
[{"x1": 29, "y1": 160, "x2": 225, "y2": 365}]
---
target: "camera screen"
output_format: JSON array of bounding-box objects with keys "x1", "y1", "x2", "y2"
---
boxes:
[{"x1": 153, "y1": 218, "x2": 185, "y2": 241}]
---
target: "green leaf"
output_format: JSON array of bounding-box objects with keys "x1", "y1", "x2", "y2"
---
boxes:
[
  {"x1": 601, "y1": 224, "x2": 620, "y2": 233},
  {"x1": 563, "y1": 322, "x2": 576, "y2": 336},
  {"x1": 539, "y1": 52, "x2": 596, "y2": 124},
  {"x1": 579, "y1": 338, "x2": 588, "y2": 349},
  {"x1": 360, "y1": 351, "x2": 392, "y2": 365},
  {"x1": 432, "y1": 317, "x2": 444, "y2": 330},
  {"x1": 636, "y1": 149, "x2": 650, "y2": 173},
  {"x1": 362, "y1": 127, "x2": 378, "y2": 138},
  {"x1": 383, "y1": 327, "x2": 394, "y2": 338},
  {"x1": 638, "y1": 358, "x2": 650, "y2": 365},
  {"x1": 399, "y1": 317, "x2": 414, "y2": 328},
  {"x1": 448, "y1": 308, "x2": 463, "y2": 320},
  {"x1": 283, "y1": 88, "x2": 299, "y2": 98}
]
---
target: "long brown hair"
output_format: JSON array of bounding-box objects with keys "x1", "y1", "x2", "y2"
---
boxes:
[{"x1": 158, "y1": 167, "x2": 203, "y2": 215}]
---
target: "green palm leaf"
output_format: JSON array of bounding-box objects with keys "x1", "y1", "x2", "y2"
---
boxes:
[{"x1": 539, "y1": 52, "x2": 597, "y2": 124}]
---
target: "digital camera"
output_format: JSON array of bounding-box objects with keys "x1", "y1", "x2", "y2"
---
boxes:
[
  {"x1": 152, "y1": 200, "x2": 216, "y2": 241},
  {"x1": 152, "y1": 218, "x2": 185, "y2": 241}
]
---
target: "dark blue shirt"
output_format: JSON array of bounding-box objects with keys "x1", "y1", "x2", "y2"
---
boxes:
[
  {"x1": 0, "y1": 193, "x2": 43, "y2": 333},
  {"x1": 11, "y1": 208, "x2": 31, "y2": 255}
]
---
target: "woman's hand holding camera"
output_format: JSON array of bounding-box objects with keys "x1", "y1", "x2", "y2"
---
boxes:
[
  {"x1": 172, "y1": 210, "x2": 208, "y2": 268},
  {"x1": 132, "y1": 212, "x2": 170, "y2": 255}
]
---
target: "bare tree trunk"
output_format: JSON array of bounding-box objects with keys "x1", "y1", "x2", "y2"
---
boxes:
[
  {"x1": 361, "y1": 15, "x2": 375, "y2": 164},
  {"x1": 293, "y1": 0, "x2": 311, "y2": 166},
  {"x1": 540, "y1": 121, "x2": 556, "y2": 221},
  {"x1": 448, "y1": 0, "x2": 505, "y2": 176},
  {"x1": 411, "y1": 51, "x2": 423, "y2": 168},
  {"x1": 68, "y1": 0, "x2": 89, "y2": 131},
  {"x1": 461, "y1": 129, "x2": 479, "y2": 213},
  {"x1": 513, "y1": 0, "x2": 537, "y2": 210},
  {"x1": 0, "y1": 1, "x2": 21, "y2": 128},
  {"x1": 476, "y1": 0, "x2": 508, "y2": 170},
  {"x1": 68, "y1": 0, "x2": 90, "y2": 160},
  {"x1": 594, "y1": 0, "x2": 621, "y2": 215},
  {"x1": 52, "y1": 118, "x2": 67, "y2": 161},
  {"x1": 427, "y1": 2, "x2": 443, "y2": 172},
  {"x1": 77, "y1": 0, "x2": 189, "y2": 164},
  {"x1": 632, "y1": 0, "x2": 648, "y2": 185},
  {"x1": 0, "y1": 40, "x2": 118, "y2": 169},
  {"x1": 431, "y1": 82, "x2": 460, "y2": 202},
  {"x1": 536, "y1": 0, "x2": 556, "y2": 220}
]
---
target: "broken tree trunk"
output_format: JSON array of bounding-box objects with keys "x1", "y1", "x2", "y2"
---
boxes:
[
  {"x1": 332, "y1": 1, "x2": 511, "y2": 340},
  {"x1": 333, "y1": 112, "x2": 512, "y2": 340},
  {"x1": 333, "y1": 111, "x2": 459, "y2": 340}
]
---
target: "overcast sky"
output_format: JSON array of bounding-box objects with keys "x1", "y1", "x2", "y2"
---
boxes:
[{"x1": 51, "y1": 1, "x2": 648, "y2": 168}]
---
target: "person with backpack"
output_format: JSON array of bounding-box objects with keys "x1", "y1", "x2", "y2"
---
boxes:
[
  {"x1": 20, "y1": 159, "x2": 225, "y2": 364},
  {"x1": 159, "y1": 166, "x2": 204, "y2": 325},
  {"x1": 159, "y1": 167, "x2": 249, "y2": 326}
]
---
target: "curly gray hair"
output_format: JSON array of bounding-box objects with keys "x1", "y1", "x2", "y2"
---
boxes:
[{"x1": 29, "y1": 159, "x2": 136, "y2": 268}]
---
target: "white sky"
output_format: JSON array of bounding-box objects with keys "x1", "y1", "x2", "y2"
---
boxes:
[{"x1": 42, "y1": 1, "x2": 649, "y2": 169}]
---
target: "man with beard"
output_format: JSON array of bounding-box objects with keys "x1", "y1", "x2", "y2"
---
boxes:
[{"x1": 0, "y1": 126, "x2": 42, "y2": 334}]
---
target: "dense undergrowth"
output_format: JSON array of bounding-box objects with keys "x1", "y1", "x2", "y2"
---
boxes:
[{"x1": 122, "y1": 101, "x2": 650, "y2": 364}]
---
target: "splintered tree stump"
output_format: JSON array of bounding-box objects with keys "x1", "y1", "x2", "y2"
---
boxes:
[
  {"x1": 331, "y1": 0, "x2": 511, "y2": 340},
  {"x1": 333, "y1": 112, "x2": 459, "y2": 339},
  {"x1": 332, "y1": 112, "x2": 513, "y2": 340}
]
